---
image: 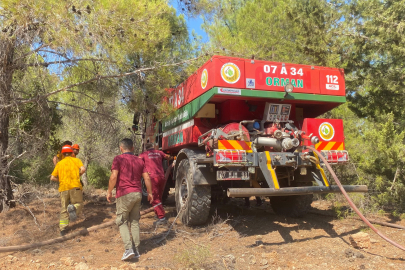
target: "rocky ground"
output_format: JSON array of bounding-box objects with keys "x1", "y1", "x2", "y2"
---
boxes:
[{"x1": 1, "y1": 187, "x2": 405, "y2": 270}]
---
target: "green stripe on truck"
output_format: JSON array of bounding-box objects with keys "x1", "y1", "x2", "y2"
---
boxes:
[{"x1": 162, "y1": 88, "x2": 346, "y2": 132}]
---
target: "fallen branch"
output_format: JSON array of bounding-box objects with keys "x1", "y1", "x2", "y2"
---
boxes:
[
  {"x1": 309, "y1": 210, "x2": 405, "y2": 230},
  {"x1": 352, "y1": 217, "x2": 405, "y2": 230},
  {"x1": 0, "y1": 206, "x2": 154, "y2": 253}
]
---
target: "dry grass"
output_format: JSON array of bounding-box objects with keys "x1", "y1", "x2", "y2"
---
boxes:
[
  {"x1": 175, "y1": 245, "x2": 211, "y2": 268},
  {"x1": 1, "y1": 191, "x2": 405, "y2": 270},
  {"x1": 0, "y1": 183, "x2": 109, "y2": 248}
]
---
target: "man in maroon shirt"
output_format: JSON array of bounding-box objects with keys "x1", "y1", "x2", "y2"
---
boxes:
[
  {"x1": 107, "y1": 138, "x2": 153, "y2": 261},
  {"x1": 140, "y1": 143, "x2": 172, "y2": 226}
]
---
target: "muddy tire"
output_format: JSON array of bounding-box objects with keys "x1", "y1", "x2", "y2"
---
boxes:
[
  {"x1": 270, "y1": 194, "x2": 313, "y2": 218},
  {"x1": 175, "y1": 159, "x2": 211, "y2": 226}
]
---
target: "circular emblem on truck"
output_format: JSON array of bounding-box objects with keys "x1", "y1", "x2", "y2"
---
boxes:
[
  {"x1": 319, "y1": 122, "x2": 335, "y2": 141},
  {"x1": 201, "y1": 69, "x2": 208, "y2": 89},
  {"x1": 221, "y1": 63, "x2": 240, "y2": 84}
]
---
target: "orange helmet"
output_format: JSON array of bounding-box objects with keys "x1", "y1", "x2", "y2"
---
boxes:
[
  {"x1": 72, "y1": 144, "x2": 80, "y2": 150},
  {"x1": 61, "y1": 145, "x2": 73, "y2": 153}
]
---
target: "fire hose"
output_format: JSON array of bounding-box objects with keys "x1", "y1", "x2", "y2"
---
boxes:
[
  {"x1": 0, "y1": 206, "x2": 155, "y2": 253},
  {"x1": 308, "y1": 145, "x2": 405, "y2": 251}
]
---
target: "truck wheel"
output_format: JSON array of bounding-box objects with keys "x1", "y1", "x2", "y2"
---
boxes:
[
  {"x1": 175, "y1": 159, "x2": 211, "y2": 226},
  {"x1": 270, "y1": 194, "x2": 313, "y2": 218}
]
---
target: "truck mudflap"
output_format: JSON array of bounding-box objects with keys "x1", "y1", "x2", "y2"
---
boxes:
[{"x1": 227, "y1": 185, "x2": 368, "y2": 198}]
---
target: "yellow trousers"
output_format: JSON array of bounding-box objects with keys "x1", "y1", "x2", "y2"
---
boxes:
[{"x1": 60, "y1": 188, "x2": 83, "y2": 231}]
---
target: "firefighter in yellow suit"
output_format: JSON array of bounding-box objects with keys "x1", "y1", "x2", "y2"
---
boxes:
[
  {"x1": 53, "y1": 141, "x2": 76, "y2": 165},
  {"x1": 50, "y1": 145, "x2": 86, "y2": 236}
]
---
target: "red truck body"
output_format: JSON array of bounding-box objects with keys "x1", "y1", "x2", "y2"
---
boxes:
[
  {"x1": 147, "y1": 55, "x2": 346, "y2": 154},
  {"x1": 141, "y1": 55, "x2": 366, "y2": 226}
]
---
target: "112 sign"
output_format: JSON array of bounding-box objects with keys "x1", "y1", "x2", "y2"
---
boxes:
[
  {"x1": 325, "y1": 75, "x2": 340, "y2": 90},
  {"x1": 326, "y1": 75, "x2": 338, "y2": 84}
]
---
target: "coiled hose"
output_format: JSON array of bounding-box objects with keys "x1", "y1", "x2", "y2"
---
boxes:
[{"x1": 308, "y1": 146, "x2": 405, "y2": 251}]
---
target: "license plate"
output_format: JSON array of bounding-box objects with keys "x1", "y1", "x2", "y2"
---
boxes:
[{"x1": 217, "y1": 171, "x2": 250, "y2": 180}]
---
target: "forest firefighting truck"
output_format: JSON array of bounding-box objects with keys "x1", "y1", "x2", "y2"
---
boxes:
[{"x1": 140, "y1": 55, "x2": 367, "y2": 226}]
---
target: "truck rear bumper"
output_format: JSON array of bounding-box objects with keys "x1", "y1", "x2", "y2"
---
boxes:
[{"x1": 227, "y1": 185, "x2": 368, "y2": 197}]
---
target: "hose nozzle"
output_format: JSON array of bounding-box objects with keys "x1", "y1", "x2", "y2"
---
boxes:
[
  {"x1": 311, "y1": 136, "x2": 319, "y2": 145},
  {"x1": 282, "y1": 138, "x2": 300, "y2": 150}
]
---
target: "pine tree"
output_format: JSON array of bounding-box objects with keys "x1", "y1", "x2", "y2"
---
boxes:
[{"x1": 0, "y1": 0, "x2": 192, "y2": 212}]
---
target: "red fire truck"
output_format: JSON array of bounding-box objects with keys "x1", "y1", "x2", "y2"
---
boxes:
[{"x1": 142, "y1": 55, "x2": 367, "y2": 226}]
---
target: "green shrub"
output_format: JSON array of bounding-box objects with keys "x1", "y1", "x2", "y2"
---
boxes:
[
  {"x1": 87, "y1": 163, "x2": 110, "y2": 189},
  {"x1": 10, "y1": 154, "x2": 55, "y2": 185}
]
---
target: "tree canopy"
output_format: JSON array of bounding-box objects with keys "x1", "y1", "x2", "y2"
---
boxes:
[{"x1": 0, "y1": 0, "x2": 199, "y2": 211}]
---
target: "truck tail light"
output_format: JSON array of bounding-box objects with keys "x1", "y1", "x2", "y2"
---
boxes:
[
  {"x1": 214, "y1": 149, "x2": 247, "y2": 164},
  {"x1": 321, "y1": 150, "x2": 349, "y2": 164}
]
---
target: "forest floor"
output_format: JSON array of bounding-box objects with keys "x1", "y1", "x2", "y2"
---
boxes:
[{"x1": 1, "y1": 186, "x2": 405, "y2": 270}]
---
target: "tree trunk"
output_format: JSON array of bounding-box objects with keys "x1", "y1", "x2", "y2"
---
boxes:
[
  {"x1": 134, "y1": 112, "x2": 145, "y2": 155},
  {"x1": 0, "y1": 38, "x2": 15, "y2": 212},
  {"x1": 81, "y1": 155, "x2": 90, "y2": 186}
]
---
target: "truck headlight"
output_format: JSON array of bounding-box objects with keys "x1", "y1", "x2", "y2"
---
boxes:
[{"x1": 284, "y1": 83, "x2": 294, "y2": 93}]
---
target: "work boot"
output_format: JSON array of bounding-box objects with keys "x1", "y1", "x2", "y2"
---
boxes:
[
  {"x1": 121, "y1": 248, "x2": 135, "y2": 261},
  {"x1": 67, "y1": 204, "x2": 77, "y2": 222},
  {"x1": 153, "y1": 218, "x2": 168, "y2": 227},
  {"x1": 60, "y1": 230, "x2": 67, "y2": 237}
]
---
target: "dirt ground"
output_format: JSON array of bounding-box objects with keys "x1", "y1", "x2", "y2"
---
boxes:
[{"x1": 1, "y1": 188, "x2": 405, "y2": 270}]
